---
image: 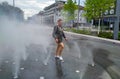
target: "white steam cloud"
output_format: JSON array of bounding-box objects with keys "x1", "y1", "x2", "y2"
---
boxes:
[{"x1": 0, "y1": 17, "x2": 52, "y2": 78}]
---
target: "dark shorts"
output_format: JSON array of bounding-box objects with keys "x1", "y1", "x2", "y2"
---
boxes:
[{"x1": 58, "y1": 37, "x2": 63, "y2": 43}]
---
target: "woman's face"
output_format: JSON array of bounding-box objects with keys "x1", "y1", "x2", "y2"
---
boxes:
[{"x1": 58, "y1": 20, "x2": 62, "y2": 26}]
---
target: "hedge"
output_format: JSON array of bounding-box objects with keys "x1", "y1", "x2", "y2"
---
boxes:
[{"x1": 65, "y1": 28, "x2": 120, "y2": 40}]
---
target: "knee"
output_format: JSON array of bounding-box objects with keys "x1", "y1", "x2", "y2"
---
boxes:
[
  {"x1": 60, "y1": 43, "x2": 64, "y2": 48},
  {"x1": 62, "y1": 45, "x2": 64, "y2": 48}
]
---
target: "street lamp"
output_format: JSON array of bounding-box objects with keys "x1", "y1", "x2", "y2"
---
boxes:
[
  {"x1": 114, "y1": 0, "x2": 120, "y2": 40},
  {"x1": 77, "y1": 0, "x2": 80, "y2": 29},
  {"x1": 13, "y1": 0, "x2": 15, "y2": 7}
]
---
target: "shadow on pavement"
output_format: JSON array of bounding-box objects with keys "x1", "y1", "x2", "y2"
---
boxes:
[
  {"x1": 55, "y1": 58, "x2": 63, "y2": 79},
  {"x1": 93, "y1": 48, "x2": 114, "y2": 69}
]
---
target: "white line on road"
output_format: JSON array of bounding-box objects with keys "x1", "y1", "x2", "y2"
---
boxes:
[{"x1": 40, "y1": 76, "x2": 44, "y2": 79}]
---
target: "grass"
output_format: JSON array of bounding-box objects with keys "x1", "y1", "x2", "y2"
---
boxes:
[
  {"x1": 98, "y1": 31, "x2": 113, "y2": 39},
  {"x1": 65, "y1": 28, "x2": 91, "y2": 35}
]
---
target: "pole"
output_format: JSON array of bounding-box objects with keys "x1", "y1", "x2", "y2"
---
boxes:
[
  {"x1": 54, "y1": 1, "x2": 58, "y2": 25},
  {"x1": 77, "y1": 0, "x2": 80, "y2": 29},
  {"x1": 114, "y1": 0, "x2": 120, "y2": 40},
  {"x1": 13, "y1": 0, "x2": 15, "y2": 7},
  {"x1": 98, "y1": 18, "x2": 101, "y2": 34}
]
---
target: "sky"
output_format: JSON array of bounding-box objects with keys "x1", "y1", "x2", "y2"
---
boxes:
[{"x1": 0, "y1": 0, "x2": 85, "y2": 19}]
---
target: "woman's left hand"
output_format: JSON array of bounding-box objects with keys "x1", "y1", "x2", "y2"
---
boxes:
[{"x1": 65, "y1": 38, "x2": 68, "y2": 41}]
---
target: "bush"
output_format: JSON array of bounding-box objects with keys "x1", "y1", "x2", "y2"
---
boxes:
[
  {"x1": 118, "y1": 32, "x2": 120, "y2": 40},
  {"x1": 65, "y1": 28, "x2": 120, "y2": 40},
  {"x1": 65, "y1": 28, "x2": 91, "y2": 35},
  {"x1": 98, "y1": 32, "x2": 113, "y2": 39}
]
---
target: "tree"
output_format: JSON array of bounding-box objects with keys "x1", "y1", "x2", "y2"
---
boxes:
[
  {"x1": 84, "y1": 0, "x2": 115, "y2": 33},
  {"x1": 0, "y1": 1, "x2": 24, "y2": 21},
  {"x1": 63, "y1": 0, "x2": 78, "y2": 22},
  {"x1": 84, "y1": 0, "x2": 115, "y2": 20}
]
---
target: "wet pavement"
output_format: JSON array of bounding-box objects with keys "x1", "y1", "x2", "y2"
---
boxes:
[{"x1": 0, "y1": 33, "x2": 120, "y2": 79}]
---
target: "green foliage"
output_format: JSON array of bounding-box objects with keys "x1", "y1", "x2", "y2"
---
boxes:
[
  {"x1": 98, "y1": 32, "x2": 120, "y2": 40},
  {"x1": 118, "y1": 32, "x2": 120, "y2": 40},
  {"x1": 98, "y1": 32, "x2": 113, "y2": 39},
  {"x1": 66, "y1": 28, "x2": 120, "y2": 40},
  {"x1": 65, "y1": 28, "x2": 91, "y2": 35},
  {"x1": 84, "y1": 0, "x2": 115, "y2": 20},
  {"x1": 0, "y1": 1, "x2": 24, "y2": 21},
  {"x1": 63, "y1": 0, "x2": 78, "y2": 21}
]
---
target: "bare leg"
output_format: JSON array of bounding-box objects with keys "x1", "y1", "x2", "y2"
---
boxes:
[
  {"x1": 55, "y1": 44, "x2": 60, "y2": 56},
  {"x1": 58, "y1": 42, "x2": 64, "y2": 56}
]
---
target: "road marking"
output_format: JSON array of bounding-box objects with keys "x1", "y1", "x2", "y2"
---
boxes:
[
  {"x1": 40, "y1": 76, "x2": 44, "y2": 79},
  {"x1": 91, "y1": 63, "x2": 95, "y2": 67},
  {"x1": 20, "y1": 67, "x2": 24, "y2": 70},
  {"x1": 13, "y1": 75, "x2": 18, "y2": 79},
  {"x1": 76, "y1": 70, "x2": 80, "y2": 73}
]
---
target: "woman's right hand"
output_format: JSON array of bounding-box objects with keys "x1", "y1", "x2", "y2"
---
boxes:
[{"x1": 55, "y1": 38, "x2": 58, "y2": 43}]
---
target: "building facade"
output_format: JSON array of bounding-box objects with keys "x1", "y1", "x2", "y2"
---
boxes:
[
  {"x1": 93, "y1": 0, "x2": 120, "y2": 30},
  {"x1": 41, "y1": 0, "x2": 87, "y2": 26}
]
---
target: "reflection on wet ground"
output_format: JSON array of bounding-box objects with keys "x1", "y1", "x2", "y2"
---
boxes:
[{"x1": 0, "y1": 38, "x2": 120, "y2": 79}]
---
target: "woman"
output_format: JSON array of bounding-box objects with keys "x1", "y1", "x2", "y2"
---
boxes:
[{"x1": 53, "y1": 19, "x2": 67, "y2": 62}]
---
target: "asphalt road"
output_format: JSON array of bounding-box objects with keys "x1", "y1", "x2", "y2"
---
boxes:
[
  {"x1": 0, "y1": 25, "x2": 120, "y2": 79},
  {"x1": 1, "y1": 36, "x2": 119, "y2": 79}
]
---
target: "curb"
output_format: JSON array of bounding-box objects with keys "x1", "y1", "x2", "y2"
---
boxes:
[{"x1": 65, "y1": 31, "x2": 120, "y2": 46}]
